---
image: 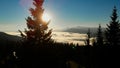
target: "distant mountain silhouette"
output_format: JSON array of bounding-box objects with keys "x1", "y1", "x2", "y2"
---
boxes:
[
  {"x1": 64, "y1": 26, "x2": 105, "y2": 35},
  {"x1": 0, "y1": 32, "x2": 22, "y2": 42}
]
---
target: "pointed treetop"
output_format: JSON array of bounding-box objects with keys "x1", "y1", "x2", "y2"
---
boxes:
[
  {"x1": 114, "y1": 6, "x2": 116, "y2": 9},
  {"x1": 111, "y1": 6, "x2": 118, "y2": 21},
  {"x1": 113, "y1": 6, "x2": 117, "y2": 12},
  {"x1": 99, "y1": 24, "x2": 101, "y2": 28},
  {"x1": 33, "y1": 0, "x2": 44, "y2": 8}
]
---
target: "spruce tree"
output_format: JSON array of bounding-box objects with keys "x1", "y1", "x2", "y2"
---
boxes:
[
  {"x1": 96, "y1": 24, "x2": 103, "y2": 46},
  {"x1": 105, "y1": 6, "x2": 120, "y2": 46},
  {"x1": 85, "y1": 28, "x2": 91, "y2": 46},
  {"x1": 19, "y1": 0, "x2": 52, "y2": 45}
]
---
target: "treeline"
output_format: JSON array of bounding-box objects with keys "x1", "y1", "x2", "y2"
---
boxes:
[
  {"x1": 87, "y1": 6, "x2": 120, "y2": 47},
  {"x1": 0, "y1": 39, "x2": 120, "y2": 68}
]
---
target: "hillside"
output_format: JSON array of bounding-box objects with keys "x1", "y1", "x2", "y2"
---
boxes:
[{"x1": 0, "y1": 32, "x2": 21, "y2": 42}]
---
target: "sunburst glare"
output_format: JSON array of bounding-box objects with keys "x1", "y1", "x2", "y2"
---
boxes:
[{"x1": 42, "y1": 12, "x2": 51, "y2": 22}]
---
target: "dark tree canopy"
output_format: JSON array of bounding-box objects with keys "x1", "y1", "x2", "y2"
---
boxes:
[
  {"x1": 19, "y1": 0, "x2": 52, "y2": 45},
  {"x1": 105, "y1": 6, "x2": 120, "y2": 46}
]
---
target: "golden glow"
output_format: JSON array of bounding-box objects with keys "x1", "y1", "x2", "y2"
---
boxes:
[{"x1": 42, "y1": 12, "x2": 51, "y2": 22}]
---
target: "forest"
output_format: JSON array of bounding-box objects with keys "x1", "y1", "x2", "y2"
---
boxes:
[{"x1": 0, "y1": 0, "x2": 120, "y2": 68}]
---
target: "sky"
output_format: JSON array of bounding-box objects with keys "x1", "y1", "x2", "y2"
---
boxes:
[{"x1": 0, "y1": 0, "x2": 120, "y2": 32}]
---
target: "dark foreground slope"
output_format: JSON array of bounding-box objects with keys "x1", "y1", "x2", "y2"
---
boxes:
[{"x1": 0, "y1": 32, "x2": 120, "y2": 68}]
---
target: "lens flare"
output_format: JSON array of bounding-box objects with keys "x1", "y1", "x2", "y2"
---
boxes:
[{"x1": 42, "y1": 13, "x2": 51, "y2": 22}]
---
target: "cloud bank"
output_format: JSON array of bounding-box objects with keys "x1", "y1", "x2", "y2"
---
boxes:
[
  {"x1": 6, "y1": 31, "x2": 95, "y2": 46},
  {"x1": 52, "y1": 32, "x2": 87, "y2": 45}
]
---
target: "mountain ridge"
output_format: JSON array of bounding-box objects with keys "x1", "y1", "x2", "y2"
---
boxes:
[
  {"x1": 64, "y1": 26, "x2": 106, "y2": 34},
  {"x1": 0, "y1": 32, "x2": 22, "y2": 42}
]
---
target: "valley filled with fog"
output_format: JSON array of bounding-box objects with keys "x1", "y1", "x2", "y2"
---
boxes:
[{"x1": 6, "y1": 31, "x2": 95, "y2": 45}]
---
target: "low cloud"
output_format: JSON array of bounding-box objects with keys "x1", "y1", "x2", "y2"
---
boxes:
[
  {"x1": 52, "y1": 32, "x2": 87, "y2": 45},
  {"x1": 5, "y1": 31, "x2": 95, "y2": 46}
]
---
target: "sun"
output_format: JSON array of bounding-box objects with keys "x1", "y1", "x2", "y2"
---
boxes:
[{"x1": 42, "y1": 12, "x2": 51, "y2": 22}]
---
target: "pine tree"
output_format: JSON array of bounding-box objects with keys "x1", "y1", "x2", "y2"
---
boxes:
[
  {"x1": 85, "y1": 28, "x2": 91, "y2": 46},
  {"x1": 96, "y1": 24, "x2": 103, "y2": 46},
  {"x1": 19, "y1": 0, "x2": 52, "y2": 45},
  {"x1": 105, "y1": 6, "x2": 120, "y2": 46}
]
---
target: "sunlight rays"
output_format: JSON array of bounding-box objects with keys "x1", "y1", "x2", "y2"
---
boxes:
[{"x1": 42, "y1": 12, "x2": 51, "y2": 22}]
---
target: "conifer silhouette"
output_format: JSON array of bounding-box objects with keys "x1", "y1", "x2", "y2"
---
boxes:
[
  {"x1": 105, "y1": 6, "x2": 120, "y2": 46},
  {"x1": 96, "y1": 24, "x2": 103, "y2": 46},
  {"x1": 85, "y1": 29, "x2": 91, "y2": 46},
  {"x1": 19, "y1": 0, "x2": 52, "y2": 45}
]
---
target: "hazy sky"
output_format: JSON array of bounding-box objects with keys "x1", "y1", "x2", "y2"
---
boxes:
[{"x1": 0, "y1": 0, "x2": 120, "y2": 32}]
